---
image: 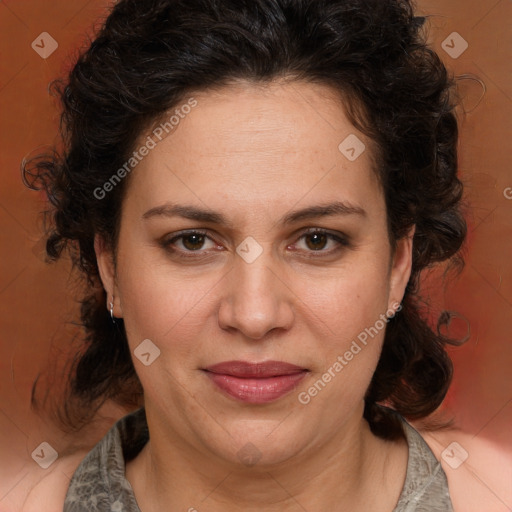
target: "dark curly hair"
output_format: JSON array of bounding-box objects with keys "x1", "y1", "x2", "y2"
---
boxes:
[{"x1": 23, "y1": 0, "x2": 467, "y2": 439}]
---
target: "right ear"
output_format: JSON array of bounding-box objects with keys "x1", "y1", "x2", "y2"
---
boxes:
[{"x1": 94, "y1": 234, "x2": 122, "y2": 318}]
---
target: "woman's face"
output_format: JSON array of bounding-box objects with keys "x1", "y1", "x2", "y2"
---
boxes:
[{"x1": 97, "y1": 79, "x2": 413, "y2": 467}]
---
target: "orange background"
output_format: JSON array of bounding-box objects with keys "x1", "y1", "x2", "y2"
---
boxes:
[{"x1": 0, "y1": 0, "x2": 511, "y2": 510}]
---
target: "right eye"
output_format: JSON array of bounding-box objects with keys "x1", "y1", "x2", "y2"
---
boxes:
[{"x1": 160, "y1": 229, "x2": 223, "y2": 259}]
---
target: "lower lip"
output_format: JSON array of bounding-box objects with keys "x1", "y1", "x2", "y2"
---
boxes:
[{"x1": 204, "y1": 371, "x2": 308, "y2": 404}]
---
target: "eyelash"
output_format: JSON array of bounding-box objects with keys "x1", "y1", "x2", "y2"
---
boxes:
[{"x1": 160, "y1": 228, "x2": 349, "y2": 260}]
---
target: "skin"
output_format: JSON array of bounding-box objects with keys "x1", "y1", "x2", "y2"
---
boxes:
[{"x1": 95, "y1": 79, "x2": 414, "y2": 511}]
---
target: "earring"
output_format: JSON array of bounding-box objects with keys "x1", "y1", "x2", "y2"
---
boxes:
[{"x1": 109, "y1": 296, "x2": 115, "y2": 321}]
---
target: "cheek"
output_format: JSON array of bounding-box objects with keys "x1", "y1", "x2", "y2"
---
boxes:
[
  {"x1": 295, "y1": 258, "x2": 391, "y2": 342},
  {"x1": 115, "y1": 254, "x2": 221, "y2": 405},
  {"x1": 118, "y1": 257, "x2": 220, "y2": 349},
  {"x1": 294, "y1": 269, "x2": 390, "y2": 422}
]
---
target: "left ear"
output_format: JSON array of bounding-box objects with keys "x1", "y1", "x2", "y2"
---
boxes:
[{"x1": 388, "y1": 225, "x2": 415, "y2": 309}]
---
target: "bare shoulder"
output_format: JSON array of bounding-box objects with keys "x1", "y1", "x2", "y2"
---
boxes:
[
  {"x1": 0, "y1": 406, "x2": 130, "y2": 512},
  {"x1": 15, "y1": 450, "x2": 89, "y2": 512},
  {"x1": 419, "y1": 427, "x2": 511, "y2": 512}
]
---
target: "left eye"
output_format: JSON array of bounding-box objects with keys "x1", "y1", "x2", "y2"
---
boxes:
[{"x1": 294, "y1": 230, "x2": 347, "y2": 252}]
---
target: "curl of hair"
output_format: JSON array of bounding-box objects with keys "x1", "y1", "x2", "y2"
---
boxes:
[{"x1": 23, "y1": 0, "x2": 466, "y2": 438}]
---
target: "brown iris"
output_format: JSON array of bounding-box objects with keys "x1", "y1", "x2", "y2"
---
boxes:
[
  {"x1": 304, "y1": 232, "x2": 328, "y2": 251},
  {"x1": 182, "y1": 233, "x2": 206, "y2": 250}
]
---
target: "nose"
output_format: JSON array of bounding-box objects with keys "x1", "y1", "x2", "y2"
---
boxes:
[{"x1": 217, "y1": 250, "x2": 295, "y2": 340}]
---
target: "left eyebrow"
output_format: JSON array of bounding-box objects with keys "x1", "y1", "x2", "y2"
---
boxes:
[
  {"x1": 141, "y1": 200, "x2": 366, "y2": 225},
  {"x1": 279, "y1": 201, "x2": 366, "y2": 224}
]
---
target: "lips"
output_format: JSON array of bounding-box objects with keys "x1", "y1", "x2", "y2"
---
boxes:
[{"x1": 203, "y1": 360, "x2": 308, "y2": 404}]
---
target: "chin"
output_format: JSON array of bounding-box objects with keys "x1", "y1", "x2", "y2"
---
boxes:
[{"x1": 200, "y1": 419, "x2": 310, "y2": 470}]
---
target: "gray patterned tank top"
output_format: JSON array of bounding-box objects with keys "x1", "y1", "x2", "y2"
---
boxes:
[{"x1": 63, "y1": 408, "x2": 454, "y2": 511}]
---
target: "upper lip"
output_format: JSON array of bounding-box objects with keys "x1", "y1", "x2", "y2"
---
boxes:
[{"x1": 204, "y1": 360, "x2": 307, "y2": 378}]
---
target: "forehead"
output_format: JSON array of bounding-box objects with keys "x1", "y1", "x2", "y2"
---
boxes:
[{"x1": 123, "y1": 79, "x2": 383, "y2": 220}]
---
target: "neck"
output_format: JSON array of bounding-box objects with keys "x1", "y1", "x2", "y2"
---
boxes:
[{"x1": 126, "y1": 403, "x2": 407, "y2": 512}]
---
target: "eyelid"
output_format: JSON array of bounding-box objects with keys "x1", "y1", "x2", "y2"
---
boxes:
[
  {"x1": 162, "y1": 229, "x2": 217, "y2": 248},
  {"x1": 290, "y1": 227, "x2": 350, "y2": 254},
  {"x1": 160, "y1": 227, "x2": 349, "y2": 257}
]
